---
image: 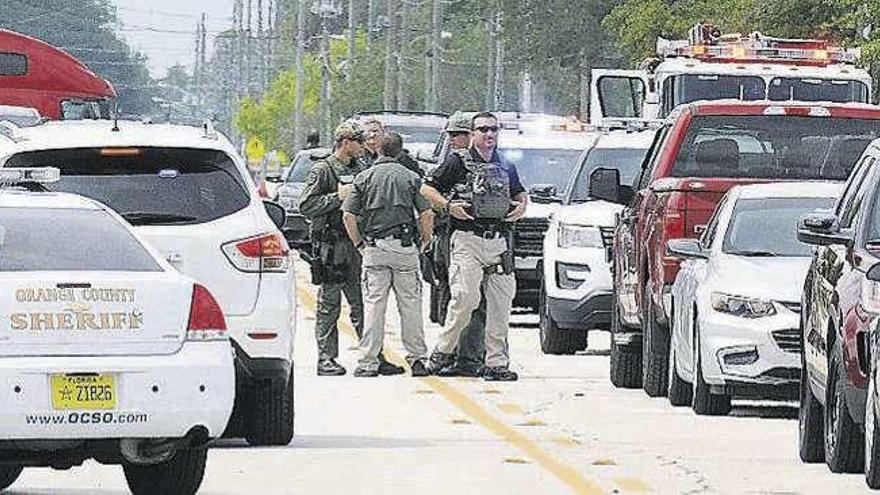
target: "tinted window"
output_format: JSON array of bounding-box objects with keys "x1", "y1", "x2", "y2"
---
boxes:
[
  {"x1": 61, "y1": 99, "x2": 111, "y2": 120},
  {"x1": 6, "y1": 148, "x2": 249, "y2": 225},
  {"x1": 672, "y1": 115, "x2": 880, "y2": 180},
  {"x1": 287, "y1": 151, "x2": 323, "y2": 183},
  {"x1": 723, "y1": 197, "x2": 835, "y2": 257},
  {"x1": 598, "y1": 76, "x2": 645, "y2": 118},
  {"x1": 385, "y1": 125, "x2": 441, "y2": 144},
  {"x1": 674, "y1": 75, "x2": 766, "y2": 107},
  {"x1": 569, "y1": 148, "x2": 650, "y2": 203},
  {"x1": 0, "y1": 208, "x2": 160, "y2": 271},
  {"x1": 498, "y1": 148, "x2": 583, "y2": 191},
  {"x1": 769, "y1": 78, "x2": 869, "y2": 103},
  {"x1": 0, "y1": 53, "x2": 27, "y2": 76}
]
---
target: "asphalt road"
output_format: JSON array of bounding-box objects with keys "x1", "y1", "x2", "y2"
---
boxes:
[{"x1": 9, "y1": 263, "x2": 877, "y2": 494}]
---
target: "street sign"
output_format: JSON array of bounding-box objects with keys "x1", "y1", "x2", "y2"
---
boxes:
[{"x1": 246, "y1": 137, "x2": 267, "y2": 163}]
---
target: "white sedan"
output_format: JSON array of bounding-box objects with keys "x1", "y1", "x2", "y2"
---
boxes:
[
  {"x1": 667, "y1": 182, "x2": 841, "y2": 416},
  {"x1": 0, "y1": 169, "x2": 234, "y2": 495}
]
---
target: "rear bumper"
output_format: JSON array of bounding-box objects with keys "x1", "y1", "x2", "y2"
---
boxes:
[{"x1": 0, "y1": 342, "x2": 235, "y2": 440}]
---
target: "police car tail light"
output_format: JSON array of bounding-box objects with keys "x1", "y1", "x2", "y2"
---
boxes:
[
  {"x1": 221, "y1": 233, "x2": 290, "y2": 272},
  {"x1": 187, "y1": 284, "x2": 228, "y2": 341},
  {"x1": 0, "y1": 167, "x2": 60, "y2": 184}
]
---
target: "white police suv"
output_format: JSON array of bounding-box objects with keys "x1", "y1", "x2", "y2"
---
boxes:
[
  {"x1": 0, "y1": 119, "x2": 296, "y2": 446},
  {"x1": 0, "y1": 168, "x2": 234, "y2": 495},
  {"x1": 539, "y1": 126, "x2": 658, "y2": 354}
]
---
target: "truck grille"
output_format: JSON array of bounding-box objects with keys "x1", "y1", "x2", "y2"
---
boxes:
[
  {"x1": 772, "y1": 328, "x2": 801, "y2": 354},
  {"x1": 600, "y1": 226, "x2": 615, "y2": 249},
  {"x1": 514, "y1": 217, "x2": 550, "y2": 258}
]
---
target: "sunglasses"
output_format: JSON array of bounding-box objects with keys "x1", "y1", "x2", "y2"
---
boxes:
[{"x1": 474, "y1": 125, "x2": 499, "y2": 133}]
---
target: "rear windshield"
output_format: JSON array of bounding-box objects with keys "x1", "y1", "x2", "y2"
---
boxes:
[
  {"x1": 498, "y1": 148, "x2": 584, "y2": 192},
  {"x1": 0, "y1": 207, "x2": 161, "y2": 272},
  {"x1": 569, "y1": 147, "x2": 650, "y2": 203},
  {"x1": 675, "y1": 75, "x2": 767, "y2": 106},
  {"x1": 672, "y1": 115, "x2": 880, "y2": 180},
  {"x1": 723, "y1": 197, "x2": 835, "y2": 257},
  {"x1": 6, "y1": 148, "x2": 250, "y2": 225},
  {"x1": 287, "y1": 152, "x2": 317, "y2": 183}
]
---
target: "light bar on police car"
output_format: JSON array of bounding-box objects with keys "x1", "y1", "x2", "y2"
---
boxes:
[{"x1": 0, "y1": 167, "x2": 60, "y2": 184}]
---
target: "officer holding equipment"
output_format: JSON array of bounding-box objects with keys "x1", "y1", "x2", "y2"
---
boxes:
[
  {"x1": 342, "y1": 132, "x2": 434, "y2": 377},
  {"x1": 421, "y1": 112, "x2": 527, "y2": 381},
  {"x1": 299, "y1": 121, "x2": 405, "y2": 377}
]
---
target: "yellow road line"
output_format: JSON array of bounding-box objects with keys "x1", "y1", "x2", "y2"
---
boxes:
[{"x1": 297, "y1": 286, "x2": 608, "y2": 495}]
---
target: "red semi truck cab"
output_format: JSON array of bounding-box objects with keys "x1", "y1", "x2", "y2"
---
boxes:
[
  {"x1": 0, "y1": 29, "x2": 116, "y2": 120},
  {"x1": 601, "y1": 100, "x2": 880, "y2": 394}
]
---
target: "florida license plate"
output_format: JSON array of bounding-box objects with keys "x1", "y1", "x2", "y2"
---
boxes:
[{"x1": 51, "y1": 374, "x2": 117, "y2": 410}]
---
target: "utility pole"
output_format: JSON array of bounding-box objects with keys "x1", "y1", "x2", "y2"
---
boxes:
[
  {"x1": 367, "y1": 0, "x2": 376, "y2": 50},
  {"x1": 492, "y1": 10, "x2": 504, "y2": 110},
  {"x1": 484, "y1": 10, "x2": 495, "y2": 110},
  {"x1": 428, "y1": 0, "x2": 442, "y2": 112},
  {"x1": 315, "y1": 0, "x2": 340, "y2": 146},
  {"x1": 199, "y1": 13, "x2": 207, "y2": 110},
  {"x1": 267, "y1": 0, "x2": 274, "y2": 86},
  {"x1": 293, "y1": 0, "x2": 305, "y2": 148},
  {"x1": 193, "y1": 19, "x2": 201, "y2": 113},
  {"x1": 257, "y1": 0, "x2": 264, "y2": 92},
  {"x1": 347, "y1": 0, "x2": 355, "y2": 82},
  {"x1": 245, "y1": 0, "x2": 253, "y2": 95},
  {"x1": 383, "y1": 0, "x2": 397, "y2": 110},
  {"x1": 396, "y1": 3, "x2": 407, "y2": 110}
]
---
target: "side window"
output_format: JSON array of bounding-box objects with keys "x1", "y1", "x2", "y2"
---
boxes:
[
  {"x1": 661, "y1": 76, "x2": 676, "y2": 117},
  {"x1": 835, "y1": 154, "x2": 872, "y2": 217},
  {"x1": 701, "y1": 196, "x2": 728, "y2": 249},
  {"x1": 840, "y1": 157, "x2": 876, "y2": 228},
  {"x1": 636, "y1": 126, "x2": 669, "y2": 190}
]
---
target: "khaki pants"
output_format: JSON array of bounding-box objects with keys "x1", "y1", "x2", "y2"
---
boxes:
[
  {"x1": 358, "y1": 239, "x2": 428, "y2": 371},
  {"x1": 434, "y1": 230, "x2": 515, "y2": 368}
]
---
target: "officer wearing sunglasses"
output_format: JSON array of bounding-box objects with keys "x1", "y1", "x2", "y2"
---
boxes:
[{"x1": 421, "y1": 111, "x2": 528, "y2": 381}]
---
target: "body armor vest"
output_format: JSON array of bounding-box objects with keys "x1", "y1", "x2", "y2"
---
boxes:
[{"x1": 452, "y1": 150, "x2": 511, "y2": 220}]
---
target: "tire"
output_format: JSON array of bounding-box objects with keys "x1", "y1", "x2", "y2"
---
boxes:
[
  {"x1": 667, "y1": 344, "x2": 692, "y2": 407},
  {"x1": 866, "y1": 361, "x2": 880, "y2": 488},
  {"x1": 123, "y1": 448, "x2": 207, "y2": 495},
  {"x1": 538, "y1": 281, "x2": 586, "y2": 355},
  {"x1": 798, "y1": 345, "x2": 825, "y2": 463},
  {"x1": 245, "y1": 370, "x2": 295, "y2": 447},
  {"x1": 609, "y1": 296, "x2": 642, "y2": 388},
  {"x1": 0, "y1": 465, "x2": 22, "y2": 492},
  {"x1": 692, "y1": 323, "x2": 731, "y2": 416},
  {"x1": 642, "y1": 287, "x2": 669, "y2": 397},
  {"x1": 824, "y1": 347, "x2": 864, "y2": 473}
]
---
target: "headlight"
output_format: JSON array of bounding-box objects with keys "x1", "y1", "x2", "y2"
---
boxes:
[
  {"x1": 710, "y1": 292, "x2": 776, "y2": 318},
  {"x1": 558, "y1": 224, "x2": 603, "y2": 249}
]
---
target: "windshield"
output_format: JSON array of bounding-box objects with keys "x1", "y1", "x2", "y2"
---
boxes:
[
  {"x1": 6, "y1": 148, "x2": 250, "y2": 225},
  {"x1": 672, "y1": 115, "x2": 880, "y2": 180},
  {"x1": 675, "y1": 74, "x2": 766, "y2": 106},
  {"x1": 287, "y1": 152, "x2": 316, "y2": 183},
  {"x1": 0, "y1": 208, "x2": 161, "y2": 271},
  {"x1": 568, "y1": 147, "x2": 649, "y2": 203},
  {"x1": 498, "y1": 148, "x2": 584, "y2": 193},
  {"x1": 385, "y1": 125, "x2": 441, "y2": 144},
  {"x1": 769, "y1": 78, "x2": 869, "y2": 103},
  {"x1": 723, "y1": 197, "x2": 835, "y2": 257}
]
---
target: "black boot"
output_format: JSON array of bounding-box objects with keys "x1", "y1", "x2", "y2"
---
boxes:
[
  {"x1": 437, "y1": 363, "x2": 483, "y2": 378},
  {"x1": 317, "y1": 358, "x2": 346, "y2": 376},
  {"x1": 482, "y1": 366, "x2": 518, "y2": 382},
  {"x1": 427, "y1": 351, "x2": 456, "y2": 375},
  {"x1": 378, "y1": 354, "x2": 405, "y2": 376},
  {"x1": 410, "y1": 359, "x2": 430, "y2": 377}
]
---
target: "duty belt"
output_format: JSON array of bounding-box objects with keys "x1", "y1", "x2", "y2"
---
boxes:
[
  {"x1": 365, "y1": 223, "x2": 417, "y2": 246},
  {"x1": 457, "y1": 222, "x2": 505, "y2": 239}
]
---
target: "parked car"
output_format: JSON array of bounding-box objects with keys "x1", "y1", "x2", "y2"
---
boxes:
[
  {"x1": 539, "y1": 125, "x2": 657, "y2": 354},
  {"x1": 797, "y1": 138, "x2": 880, "y2": 475},
  {"x1": 277, "y1": 147, "x2": 331, "y2": 249},
  {"x1": 0, "y1": 119, "x2": 296, "y2": 447},
  {"x1": 667, "y1": 182, "x2": 840, "y2": 415},
  {"x1": 0, "y1": 167, "x2": 234, "y2": 494},
  {"x1": 600, "y1": 100, "x2": 880, "y2": 395}
]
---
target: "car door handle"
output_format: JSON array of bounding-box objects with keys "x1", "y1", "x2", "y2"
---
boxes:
[{"x1": 164, "y1": 252, "x2": 183, "y2": 264}]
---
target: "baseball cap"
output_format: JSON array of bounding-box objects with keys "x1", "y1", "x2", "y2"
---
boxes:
[{"x1": 334, "y1": 121, "x2": 364, "y2": 142}]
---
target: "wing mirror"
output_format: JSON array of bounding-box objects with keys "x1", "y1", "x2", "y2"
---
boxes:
[
  {"x1": 797, "y1": 212, "x2": 853, "y2": 247},
  {"x1": 529, "y1": 183, "x2": 558, "y2": 203},
  {"x1": 589, "y1": 167, "x2": 621, "y2": 204},
  {"x1": 263, "y1": 200, "x2": 287, "y2": 230},
  {"x1": 868, "y1": 264, "x2": 880, "y2": 282},
  {"x1": 667, "y1": 238, "x2": 708, "y2": 259}
]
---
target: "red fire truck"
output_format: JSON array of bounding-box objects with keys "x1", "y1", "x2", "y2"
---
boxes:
[{"x1": 0, "y1": 29, "x2": 116, "y2": 120}]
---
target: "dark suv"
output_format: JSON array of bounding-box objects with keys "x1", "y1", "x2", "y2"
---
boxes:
[{"x1": 798, "y1": 139, "x2": 880, "y2": 474}]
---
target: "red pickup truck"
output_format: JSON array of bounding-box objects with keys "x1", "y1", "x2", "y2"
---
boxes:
[{"x1": 593, "y1": 100, "x2": 880, "y2": 395}]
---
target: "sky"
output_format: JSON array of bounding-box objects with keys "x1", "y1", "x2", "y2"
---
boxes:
[{"x1": 112, "y1": 0, "x2": 237, "y2": 77}]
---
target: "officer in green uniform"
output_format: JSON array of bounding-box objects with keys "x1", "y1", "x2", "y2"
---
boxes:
[
  {"x1": 299, "y1": 121, "x2": 404, "y2": 376},
  {"x1": 421, "y1": 112, "x2": 527, "y2": 381},
  {"x1": 360, "y1": 118, "x2": 384, "y2": 169},
  {"x1": 342, "y1": 132, "x2": 434, "y2": 377}
]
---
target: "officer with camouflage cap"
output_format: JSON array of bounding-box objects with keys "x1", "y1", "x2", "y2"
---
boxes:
[
  {"x1": 342, "y1": 132, "x2": 434, "y2": 377},
  {"x1": 421, "y1": 111, "x2": 527, "y2": 381},
  {"x1": 299, "y1": 121, "x2": 405, "y2": 376}
]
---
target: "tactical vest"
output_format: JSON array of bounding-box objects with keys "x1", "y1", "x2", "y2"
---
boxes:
[{"x1": 452, "y1": 149, "x2": 511, "y2": 220}]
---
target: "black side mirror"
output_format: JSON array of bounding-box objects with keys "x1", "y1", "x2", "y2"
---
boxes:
[
  {"x1": 529, "y1": 183, "x2": 558, "y2": 203},
  {"x1": 797, "y1": 213, "x2": 853, "y2": 247},
  {"x1": 589, "y1": 167, "x2": 622, "y2": 204},
  {"x1": 868, "y1": 263, "x2": 880, "y2": 282},
  {"x1": 264, "y1": 200, "x2": 287, "y2": 230},
  {"x1": 667, "y1": 238, "x2": 708, "y2": 259}
]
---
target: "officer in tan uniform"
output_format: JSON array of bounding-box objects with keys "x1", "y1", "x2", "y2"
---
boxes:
[
  {"x1": 342, "y1": 132, "x2": 434, "y2": 377},
  {"x1": 421, "y1": 112, "x2": 527, "y2": 381}
]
